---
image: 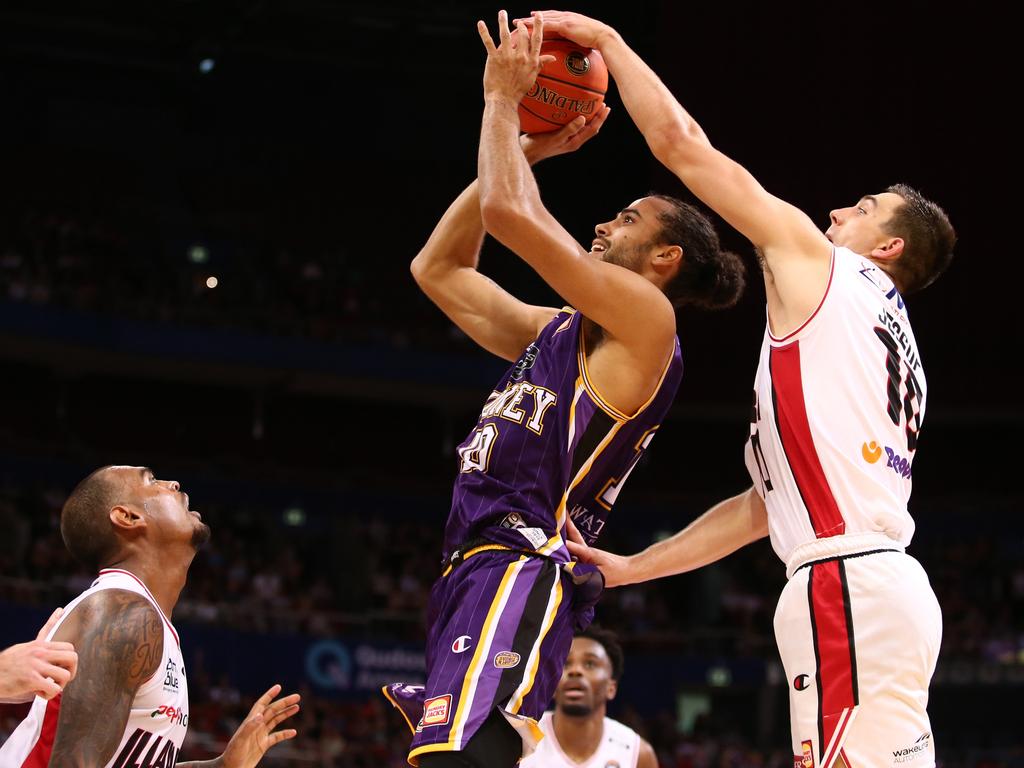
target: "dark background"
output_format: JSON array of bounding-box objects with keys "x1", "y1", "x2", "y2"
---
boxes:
[{"x1": 0, "y1": 1, "x2": 1019, "y2": 766}]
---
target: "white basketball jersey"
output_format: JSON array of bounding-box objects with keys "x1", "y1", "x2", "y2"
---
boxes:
[
  {"x1": 744, "y1": 247, "x2": 926, "y2": 568},
  {"x1": 0, "y1": 569, "x2": 189, "y2": 768},
  {"x1": 521, "y1": 711, "x2": 641, "y2": 768}
]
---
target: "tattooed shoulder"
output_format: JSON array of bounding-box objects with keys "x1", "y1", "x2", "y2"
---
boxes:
[
  {"x1": 82, "y1": 589, "x2": 164, "y2": 685},
  {"x1": 49, "y1": 590, "x2": 165, "y2": 766}
]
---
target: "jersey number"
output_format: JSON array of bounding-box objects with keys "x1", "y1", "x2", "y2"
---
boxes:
[
  {"x1": 749, "y1": 389, "x2": 773, "y2": 494},
  {"x1": 596, "y1": 428, "x2": 657, "y2": 510},
  {"x1": 873, "y1": 327, "x2": 923, "y2": 452},
  {"x1": 458, "y1": 424, "x2": 499, "y2": 473}
]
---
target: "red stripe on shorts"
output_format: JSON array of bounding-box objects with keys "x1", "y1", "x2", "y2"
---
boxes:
[
  {"x1": 770, "y1": 342, "x2": 846, "y2": 538},
  {"x1": 809, "y1": 560, "x2": 858, "y2": 762}
]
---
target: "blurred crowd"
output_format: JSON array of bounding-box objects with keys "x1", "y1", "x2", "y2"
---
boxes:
[
  {"x1": 3, "y1": 477, "x2": 1021, "y2": 665},
  {"x1": 0, "y1": 208, "x2": 464, "y2": 352}
]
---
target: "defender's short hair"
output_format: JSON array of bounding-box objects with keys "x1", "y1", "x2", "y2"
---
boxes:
[{"x1": 883, "y1": 183, "x2": 956, "y2": 294}]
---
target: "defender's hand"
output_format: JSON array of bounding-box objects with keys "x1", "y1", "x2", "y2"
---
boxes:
[
  {"x1": 521, "y1": 106, "x2": 611, "y2": 164},
  {"x1": 566, "y1": 540, "x2": 634, "y2": 588},
  {"x1": 478, "y1": 10, "x2": 555, "y2": 103},
  {"x1": 515, "y1": 11, "x2": 616, "y2": 50},
  {"x1": 0, "y1": 607, "x2": 78, "y2": 703}
]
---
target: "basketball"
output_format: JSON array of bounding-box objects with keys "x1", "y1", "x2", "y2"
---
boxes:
[{"x1": 518, "y1": 39, "x2": 607, "y2": 134}]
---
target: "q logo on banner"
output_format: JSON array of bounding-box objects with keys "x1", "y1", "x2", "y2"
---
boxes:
[{"x1": 306, "y1": 640, "x2": 352, "y2": 690}]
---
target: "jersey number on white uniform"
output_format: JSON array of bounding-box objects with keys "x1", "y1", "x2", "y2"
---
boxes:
[
  {"x1": 873, "y1": 327, "x2": 923, "y2": 452},
  {"x1": 749, "y1": 390, "x2": 774, "y2": 494}
]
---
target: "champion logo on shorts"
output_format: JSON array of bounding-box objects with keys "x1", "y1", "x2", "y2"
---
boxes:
[
  {"x1": 793, "y1": 673, "x2": 811, "y2": 691},
  {"x1": 493, "y1": 651, "x2": 522, "y2": 669},
  {"x1": 422, "y1": 694, "x2": 453, "y2": 727},
  {"x1": 451, "y1": 635, "x2": 472, "y2": 654}
]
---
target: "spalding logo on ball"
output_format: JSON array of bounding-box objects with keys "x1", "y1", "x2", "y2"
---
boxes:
[{"x1": 519, "y1": 38, "x2": 608, "y2": 134}]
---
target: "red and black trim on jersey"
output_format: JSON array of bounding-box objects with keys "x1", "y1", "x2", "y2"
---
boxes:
[
  {"x1": 807, "y1": 558, "x2": 859, "y2": 767},
  {"x1": 768, "y1": 343, "x2": 846, "y2": 539},
  {"x1": 19, "y1": 696, "x2": 60, "y2": 768}
]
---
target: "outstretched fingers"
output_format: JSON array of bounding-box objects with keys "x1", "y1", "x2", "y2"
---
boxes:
[{"x1": 477, "y1": 20, "x2": 497, "y2": 54}]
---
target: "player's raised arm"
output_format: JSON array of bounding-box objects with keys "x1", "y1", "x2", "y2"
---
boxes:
[
  {"x1": 533, "y1": 11, "x2": 832, "y2": 329},
  {"x1": 48, "y1": 590, "x2": 164, "y2": 768},
  {"x1": 411, "y1": 106, "x2": 610, "y2": 362},
  {"x1": 476, "y1": 12, "x2": 676, "y2": 365}
]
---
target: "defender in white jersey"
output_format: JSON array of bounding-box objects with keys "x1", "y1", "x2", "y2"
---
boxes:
[
  {"x1": 0, "y1": 465, "x2": 300, "y2": 768},
  {"x1": 538, "y1": 11, "x2": 957, "y2": 768},
  {"x1": 520, "y1": 627, "x2": 657, "y2": 768}
]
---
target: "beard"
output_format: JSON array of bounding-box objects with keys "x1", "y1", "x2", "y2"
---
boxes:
[
  {"x1": 191, "y1": 522, "x2": 212, "y2": 549},
  {"x1": 559, "y1": 701, "x2": 594, "y2": 718},
  {"x1": 599, "y1": 243, "x2": 643, "y2": 271}
]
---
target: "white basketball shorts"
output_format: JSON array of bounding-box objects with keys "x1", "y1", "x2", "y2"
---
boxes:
[{"x1": 774, "y1": 549, "x2": 942, "y2": 768}]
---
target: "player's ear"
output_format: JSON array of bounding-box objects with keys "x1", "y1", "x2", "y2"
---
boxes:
[
  {"x1": 653, "y1": 244, "x2": 683, "y2": 271},
  {"x1": 110, "y1": 504, "x2": 146, "y2": 532},
  {"x1": 871, "y1": 236, "x2": 904, "y2": 262},
  {"x1": 606, "y1": 678, "x2": 618, "y2": 700}
]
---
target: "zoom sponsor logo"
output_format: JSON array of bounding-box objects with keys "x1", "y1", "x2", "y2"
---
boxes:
[
  {"x1": 883, "y1": 446, "x2": 912, "y2": 478},
  {"x1": 862, "y1": 441, "x2": 912, "y2": 478}
]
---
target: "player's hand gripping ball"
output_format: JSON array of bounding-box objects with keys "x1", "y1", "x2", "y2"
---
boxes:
[{"x1": 518, "y1": 37, "x2": 608, "y2": 134}]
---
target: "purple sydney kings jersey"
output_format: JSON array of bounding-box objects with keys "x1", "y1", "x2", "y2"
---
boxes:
[{"x1": 445, "y1": 308, "x2": 683, "y2": 564}]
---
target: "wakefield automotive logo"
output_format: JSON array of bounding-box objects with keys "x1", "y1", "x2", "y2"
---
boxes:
[{"x1": 893, "y1": 732, "x2": 931, "y2": 763}]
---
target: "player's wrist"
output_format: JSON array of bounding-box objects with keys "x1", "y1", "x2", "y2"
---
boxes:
[{"x1": 484, "y1": 92, "x2": 521, "y2": 110}]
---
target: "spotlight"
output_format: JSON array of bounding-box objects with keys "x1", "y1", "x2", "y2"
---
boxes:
[
  {"x1": 199, "y1": 58, "x2": 216, "y2": 74},
  {"x1": 206, "y1": 276, "x2": 219, "y2": 289}
]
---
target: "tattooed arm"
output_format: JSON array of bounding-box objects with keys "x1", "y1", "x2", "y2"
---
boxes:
[{"x1": 48, "y1": 590, "x2": 163, "y2": 768}]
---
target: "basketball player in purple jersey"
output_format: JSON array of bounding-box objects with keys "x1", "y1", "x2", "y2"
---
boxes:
[{"x1": 383, "y1": 13, "x2": 745, "y2": 767}]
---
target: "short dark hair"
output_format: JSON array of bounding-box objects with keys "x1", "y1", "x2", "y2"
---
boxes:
[
  {"x1": 882, "y1": 183, "x2": 956, "y2": 294},
  {"x1": 61, "y1": 466, "x2": 122, "y2": 571},
  {"x1": 576, "y1": 624, "x2": 625, "y2": 682},
  {"x1": 649, "y1": 193, "x2": 747, "y2": 310}
]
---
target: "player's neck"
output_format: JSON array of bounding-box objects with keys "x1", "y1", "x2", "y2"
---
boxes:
[
  {"x1": 552, "y1": 709, "x2": 606, "y2": 763},
  {"x1": 104, "y1": 552, "x2": 192, "y2": 618}
]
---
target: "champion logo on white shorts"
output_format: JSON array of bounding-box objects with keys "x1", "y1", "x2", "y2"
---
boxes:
[
  {"x1": 451, "y1": 635, "x2": 472, "y2": 654},
  {"x1": 422, "y1": 694, "x2": 453, "y2": 727}
]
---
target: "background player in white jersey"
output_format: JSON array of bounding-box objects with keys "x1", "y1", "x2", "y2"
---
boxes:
[
  {"x1": 0, "y1": 465, "x2": 300, "y2": 768},
  {"x1": 0, "y1": 608, "x2": 77, "y2": 704},
  {"x1": 521, "y1": 625, "x2": 657, "y2": 768},
  {"x1": 529, "y1": 10, "x2": 957, "y2": 768}
]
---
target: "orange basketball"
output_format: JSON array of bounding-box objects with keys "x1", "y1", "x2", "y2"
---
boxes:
[{"x1": 518, "y1": 39, "x2": 607, "y2": 134}]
